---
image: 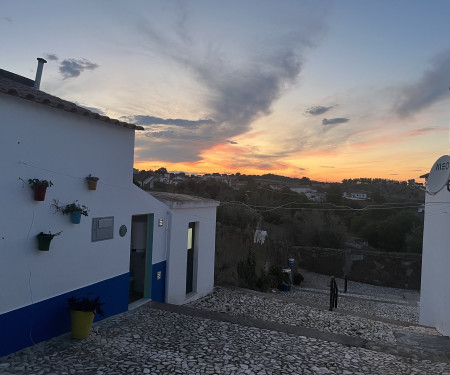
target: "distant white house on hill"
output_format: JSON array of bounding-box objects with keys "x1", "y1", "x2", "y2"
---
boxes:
[
  {"x1": 343, "y1": 192, "x2": 369, "y2": 200},
  {"x1": 0, "y1": 60, "x2": 218, "y2": 357},
  {"x1": 290, "y1": 186, "x2": 325, "y2": 202}
]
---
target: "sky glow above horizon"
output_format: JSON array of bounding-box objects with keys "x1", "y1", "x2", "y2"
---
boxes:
[{"x1": 2, "y1": 0, "x2": 450, "y2": 182}]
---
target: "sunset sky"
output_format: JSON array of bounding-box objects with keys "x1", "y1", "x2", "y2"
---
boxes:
[{"x1": 2, "y1": 1, "x2": 450, "y2": 182}]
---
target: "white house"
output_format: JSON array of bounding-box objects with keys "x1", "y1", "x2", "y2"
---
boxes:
[
  {"x1": 290, "y1": 186, "x2": 315, "y2": 194},
  {"x1": 150, "y1": 192, "x2": 219, "y2": 305},
  {"x1": 420, "y1": 154, "x2": 450, "y2": 335},
  {"x1": 0, "y1": 62, "x2": 218, "y2": 356},
  {"x1": 343, "y1": 192, "x2": 368, "y2": 200}
]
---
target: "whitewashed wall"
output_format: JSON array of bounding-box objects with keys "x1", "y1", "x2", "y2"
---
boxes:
[
  {"x1": 165, "y1": 206, "x2": 217, "y2": 304},
  {"x1": 420, "y1": 186, "x2": 450, "y2": 335},
  {"x1": 0, "y1": 95, "x2": 166, "y2": 314}
]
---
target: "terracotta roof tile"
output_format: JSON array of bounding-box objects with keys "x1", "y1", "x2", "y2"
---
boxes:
[{"x1": 0, "y1": 76, "x2": 144, "y2": 131}]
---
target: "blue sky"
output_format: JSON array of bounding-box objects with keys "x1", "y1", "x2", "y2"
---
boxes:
[{"x1": 2, "y1": 0, "x2": 450, "y2": 181}]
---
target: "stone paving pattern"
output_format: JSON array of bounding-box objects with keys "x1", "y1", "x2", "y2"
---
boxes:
[{"x1": 1, "y1": 269, "x2": 450, "y2": 374}]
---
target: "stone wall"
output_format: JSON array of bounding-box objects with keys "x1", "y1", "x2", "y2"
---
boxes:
[
  {"x1": 289, "y1": 246, "x2": 422, "y2": 290},
  {"x1": 215, "y1": 226, "x2": 422, "y2": 290}
]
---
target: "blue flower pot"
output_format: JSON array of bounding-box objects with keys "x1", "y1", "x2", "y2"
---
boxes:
[{"x1": 71, "y1": 210, "x2": 82, "y2": 224}]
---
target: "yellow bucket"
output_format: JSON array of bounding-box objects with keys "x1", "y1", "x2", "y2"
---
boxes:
[{"x1": 70, "y1": 310, "x2": 95, "y2": 339}]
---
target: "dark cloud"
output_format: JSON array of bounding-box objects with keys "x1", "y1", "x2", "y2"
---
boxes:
[
  {"x1": 322, "y1": 118, "x2": 349, "y2": 125},
  {"x1": 408, "y1": 126, "x2": 444, "y2": 136},
  {"x1": 135, "y1": 134, "x2": 210, "y2": 162},
  {"x1": 304, "y1": 105, "x2": 334, "y2": 116},
  {"x1": 145, "y1": 131, "x2": 211, "y2": 141},
  {"x1": 227, "y1": 140, "x2": 238, "y2": 145},
  {"x1": 199, "y1": 49, "x2": 303, "y2": 132},
  {"x1": 298, "y1": 167, "x2": 307, "y2": 171},
  {"x1": 44, "y1": 54, "x2": 59, "y2": 61},
  {"x1": 124, "y1": 115, "x2": 215, "y2": 128},
  {"x1": 2, "y1": 17, "x2": 12, "y2": 23},
  {"x1": 134, "y1": 7, "x2": 327, "y2": 163},
  {"x1": 59, "y1": 59, "x2": 99, "y2": 79},
  {"x1": 395, "y1": 49, "x2": 450, "y2": 117}
]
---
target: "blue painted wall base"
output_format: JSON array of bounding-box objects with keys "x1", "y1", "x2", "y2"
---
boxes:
[
  {"x1": 0, "y1": 272, "x2": 129, "y2": 358},
  {"x1": 151, "y1": 261, "x2": 166, "y2": 302}
]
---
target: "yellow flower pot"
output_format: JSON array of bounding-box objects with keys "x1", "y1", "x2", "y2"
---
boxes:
[
  {"x1": 87, "y1": 180, "x2": 97, "y2": 190},
  {"x1": 70, "y1": 310, "x2": 95, "y2": 339}
]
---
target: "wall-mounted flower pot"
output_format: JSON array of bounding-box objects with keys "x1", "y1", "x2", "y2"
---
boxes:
[
  {"x1": 33, "y1": 185, "x2": 48, "y2": 201},
  {"x1": 87, "y1": 180, "x2": 98, "y2": 190},
  {"x1": 86, "y1": 175, "x2": 99, "y2": 190},
  {"x1": 70, "y1": 310, "x2": 95, "y2": 339},
  {"x1": 71, "y1": 210, "x2": 82, "y2": 224},
  {"x1": 26, "y1": 179, "x2": 53, "y2": 201},
  {"x1": 37, "y1": 232, "x2": 54, "y2": 251}
]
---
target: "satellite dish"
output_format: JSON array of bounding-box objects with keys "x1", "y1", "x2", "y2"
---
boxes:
[{"x1": 426, "y1": 155, "x2": 450, "y2": 194}]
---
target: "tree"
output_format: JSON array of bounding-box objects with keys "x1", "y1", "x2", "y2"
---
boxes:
[
  {"x1": 326, "y1": 184, "x2": 342, "y2": 205},
  {"x1": 155, "y1": 167, "x2": 168, "y2": 175}
]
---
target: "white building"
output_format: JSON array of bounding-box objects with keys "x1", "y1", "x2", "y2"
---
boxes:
[
  {"x1": 420, "y1": 155, "x2": 450, "y2": 336},
  {"x1": 0, "y1": 62, "x2": 218, "y2": 356},
  {"x1": 290, "y1": 186, "x2": 315, "y2": 194},
  {"x1": 150, "y1": 192, "x2": 219, "y2": 305},
  {"x1": 343, "y1": 192, "x2": 368, "y2": 200}
]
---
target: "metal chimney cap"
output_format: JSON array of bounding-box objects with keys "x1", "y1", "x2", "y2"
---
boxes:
[{"x1": 37, "y1": 57, "x2": 47, "y2": 64}]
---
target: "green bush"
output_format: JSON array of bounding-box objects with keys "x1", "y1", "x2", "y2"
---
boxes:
[
  {"x1": 293, "y1": 273, "x2": 304, "y2": 285},
  {"x1": 237, "y1": 249, "x2": 257, "y2": 287},
  {"x1": 256, "y1": 274, "x2": 274, "y2": 292}
]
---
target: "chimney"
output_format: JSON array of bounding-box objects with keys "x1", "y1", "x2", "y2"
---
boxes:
[{"x1": 34, "y1": 57, "x2": 47, "y2": 90}]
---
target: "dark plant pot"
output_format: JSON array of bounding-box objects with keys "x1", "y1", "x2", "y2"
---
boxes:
[
  {"x1": 71, "y1": 211, "x2": 82, "y2": 224},
  {"x1": 37, "y1": 233, "x2": 53, "y2": 251},
  {"x1": 87, "y1": 180, "x2": 98, "y2": 190},
  {"x1": 70, "y1": 310, "x2": 95, "y2": 339},
  {"x1": 33, "y1": 185, "x2": 47, "y2": 201},
  {"x1": 278, "y1": 282, "x2": 291, "y2": 292}
]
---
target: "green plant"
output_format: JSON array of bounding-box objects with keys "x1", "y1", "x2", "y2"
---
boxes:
[
  {"x1": 53, "y1": 200, "x2": 89, "y2": 216},
  {"x1": 237, "y1": 249, "x2": 257, "y2": 287},
  {"x1": 27, "y1": 178, "x2": 53, "y2": 188},
  {"x1": 37, "y1": 231, "x2": 62, "y2": 238},
  {"x1": 268, "y1": 265, "x2": 285, "y2": 285},
  {"x1": 256, "y1": 274, "x2": 275, "y2": 292},
  {"x1": 67, "y1": 296, "x2": 105, "y2": 316},
  {"x1": 86, "y1": 174, "x2": 99, "y2": 182},
  {"x1": 63, "y1": 202, "x2": 89, "y2": 216},
  {"x1": 293, "y1": 273, "x2": 304, "y2": 286}
]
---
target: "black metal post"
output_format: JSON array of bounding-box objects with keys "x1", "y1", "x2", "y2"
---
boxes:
[
  {"x1": 329, "y1": 276, "x2": 339, "y2": 311},
  {"x1": 334, "y1": 280, "x2": 338, "y2": 308},
  {"x1": 329, "y1": 276, "x2": 334, "y2": 311},
  {"x1": 344, "y1": 274, "x2": 348, "y2": 293}
]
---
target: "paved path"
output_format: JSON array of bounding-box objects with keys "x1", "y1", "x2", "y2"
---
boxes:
[{"x1": 1, "y1": 272, "x2": 450, "y2": 374}]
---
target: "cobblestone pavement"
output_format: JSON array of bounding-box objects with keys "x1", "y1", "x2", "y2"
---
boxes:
[
  {"x1": 189, "y1": 287, "x2": 423, "y2": 344},
  {"x1": 1, "y1": 272, "x2": 450, "y2": 375}
]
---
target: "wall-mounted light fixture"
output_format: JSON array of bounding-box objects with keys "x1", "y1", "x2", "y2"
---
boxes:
[{"x1": 158, "y1": 218, "x2": 164, "y2": 227}]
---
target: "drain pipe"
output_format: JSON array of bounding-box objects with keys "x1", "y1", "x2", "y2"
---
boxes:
[{"x1": 34, "y1": 58, "x2": 47, "y2": 90}]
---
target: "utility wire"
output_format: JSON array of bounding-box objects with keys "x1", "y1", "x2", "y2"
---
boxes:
[{"x1": 220, "y1": 200, "x2": 422, "y2": 213}]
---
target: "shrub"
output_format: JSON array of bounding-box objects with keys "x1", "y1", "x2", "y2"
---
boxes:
[
  {"x1": 293, "y1": 273, "x2": 304, "y2": 286},
  {"x1": 237, "y1": 249, "x2": 257, "y2": 287},
  {"x1": 256, "y1": 274, "x2": 274, "y2": 292}
]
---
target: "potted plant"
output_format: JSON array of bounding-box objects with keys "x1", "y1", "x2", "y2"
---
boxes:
[
  {"x1": 36, "y1": 231, "x2": 62, "y2": 251},
  {"x1": 67, "y1": 296, "x2": 105, "y2": 339},
  {"x1": 53, "y1": 200, "x2": 89, "y2": 224},
  {"x1": 28, "y1": 179, "x2": 53, "y2": 201},
  {"x1": 86, "y1": 174, "x2": 99, "y2": 190}
]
